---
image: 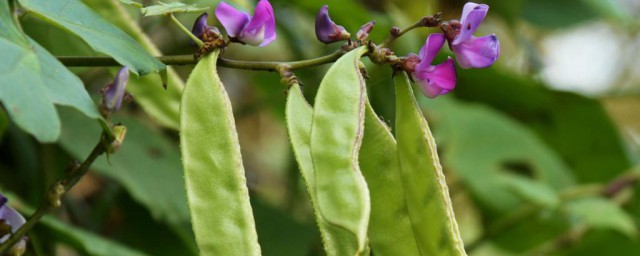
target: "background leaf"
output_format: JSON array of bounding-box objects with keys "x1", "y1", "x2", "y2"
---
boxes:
[
  {"x1": 19, "y1": 0, "x2": 165, "y2": 76},
  {"x1": 140, "y1": 2, "x2": 208, "y2": 16}
]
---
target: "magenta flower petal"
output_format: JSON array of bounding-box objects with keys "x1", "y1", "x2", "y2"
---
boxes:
[
  {"x1": 452, "y1": 34, "x2": 499, "y2": 69},
  {"x1": 417, "y1": 33, "x2": 446, "y2": 68},
  {"x1": 454, "y1": 3, "x2": 489, "y2": 45},
  {"x1": 240, "y1": 0, "x2": 275, "y2": 46},
  {"x1": 215, "y1": 2, "x2": 251, "y2": 37},
  {"x1": 413, "y1": 57, "x2": 456, "y2": 98}
]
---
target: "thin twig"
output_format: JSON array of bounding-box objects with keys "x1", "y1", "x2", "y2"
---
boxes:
[
  {"x1": 168, "y1": 13, "x2": 204, "y2": 47},
  {"x1": 380, "y1": 12, "x2": 442, "y2": 48},
  {"x1": 0, "y1": 140, "x2": 106, "y2": 254}
]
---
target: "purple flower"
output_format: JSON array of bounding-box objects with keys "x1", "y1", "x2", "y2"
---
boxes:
[
  {"x1": 315, "y1": 5, "x2": 350, "y2": 44},
  {"x1": 356, "y1": 21, "x2": 375, "y2": 41},
  {"x1": 412, "y1": 33, "x2": 456, "y2": 98},
  {"x1": 445, "y1": 2, "x2": 499, "y2": 69},
  {"x1": 101, "y1": 67, "x2": 130, "y2": 113},
  {"x1": 215, "y1": 0, "x2": 276, "y2": 47},
  {"x1": 0, "y1": 194, "x2": 27, "y2": 256},
  {"x1": 191, "y1": 12, "x2": 221, "y2": 41}
]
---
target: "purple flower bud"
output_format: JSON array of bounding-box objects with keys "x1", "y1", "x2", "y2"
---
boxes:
[
  {"x1": 101, "y1": 67, "x2": 130, "y2": 113},
  {"x1": 356, "y1": 21, "x2": 375, "y2": 41},
  {"x1": 215, "y1": 0, "x2": 276, "y2": 47},
  {"x1": 315, "y1": 5, "x2": 350, "y2": 44},
  {"x1": 191, "y1": 12, "x2": 210, "y2": 39},
  {"x1": 412, "y1": 34, "x2": 456, "y2": 98},
  {"x1": 0, "y1": 194, "x2": 27, "y2": 256},
  {"x1": 445, "y1": 2, "x2": 499, "y2": 69}
]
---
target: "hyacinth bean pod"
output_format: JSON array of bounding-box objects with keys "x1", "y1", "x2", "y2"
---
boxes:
[
  {"x1": 309, "y1": 46, "x2": 371, "y2": 254},
  {"x1": 285, "y1": 83, "x2": 360, "y2": 255},
  {"x1": 179, "y1": 50, "x2": 260, "y2": 256},
  {"x1": 395, "y1": 72, "x2": 466, "y2": 256},
  {"x1": 358, "y1": 101, "x2": 421, "y2": 255}
]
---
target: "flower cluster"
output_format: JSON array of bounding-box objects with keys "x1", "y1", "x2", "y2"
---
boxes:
[{"x1": 412, "y1": 2, "x2": 500, "y2": 98}]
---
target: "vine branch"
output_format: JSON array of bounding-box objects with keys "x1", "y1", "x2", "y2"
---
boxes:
[
  {"x1": 57, "y1": 50, "x2": 346, "y2": 71},
  {"x1": 0, "y1": 139, "x2": 107, "y2": 254}
]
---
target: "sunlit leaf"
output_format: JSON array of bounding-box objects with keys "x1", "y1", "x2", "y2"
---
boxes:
[
  {"x1": 0, "y1": 2, "x2": 100, "y2": 142},
  {"x1": 566, "y1": 197, "x2": 637, "y2": 237},
  {"x1": 309, "y1": 46, "x2": 370, "y2": 254},
  {"x1": 180, "y1": 50, "x2": 260, "y2": 255},
  {"x1": 83, "y1": 0, "x2": 184, "y2": 130},
  {"x1": 395, "y1": 73, "x2": 466, "y2": 255},
  {"x1": 19, "y1": 0, "x2": 165, "y2": 76},
  {"x1": 140, "y1": 2, "x2": 208, "y2": 16}
]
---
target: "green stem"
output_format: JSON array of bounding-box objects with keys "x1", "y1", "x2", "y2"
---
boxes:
[
  {"x1": 57, "y1": 50, "x2": 346, "y2": 71},
  {"x1": 0, "y1": 140, "x2": 106, "y2": 254},
  {"x1": 169, "y1": 13, "x2": 204, "y2": 47},
  {"x1": 380, "y1": 13, "x2": 442, "y2": 48}
]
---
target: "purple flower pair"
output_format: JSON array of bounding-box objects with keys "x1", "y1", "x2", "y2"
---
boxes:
[
  {"x1": 209, "y1": 0, "x2": 276, "y2": 47},
  {"x1": 413, "y1": 2, "x2": 500, "y2": 98}
]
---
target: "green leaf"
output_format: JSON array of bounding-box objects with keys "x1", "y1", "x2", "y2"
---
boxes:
[
  {"x1": 180, "y1": 51, "x2": 260, "y2": 255},
  {"x1": 140, "y1": 2, "x2": 208, "y2": 16},
  {"x1": 419, "y1": 96, "x2": 575, "y2": 213},
  {"x1": 309, "y1": 46, "x2": 370, "y2": 254},
  {"x1": 19, "y1": 0, "x2": 165, "y2": 76},
  {"x1": 119, "y1": 0, "x2": 143, "y2": 9},
  {"x1": 0, "y1": 1, "x2": 100, "y2": 142},
  {"x1": 395, "y1": 72, "x2": 466, "y2": 255},
  {"x1": 503, "y1": 175, "x2": 560, "y2": 208},
  {"x1": 566, "y1": 197, "x2": 637, "y2": 237},
  {"x1": 83, "y1": 0, "x2": 184, "y2": 130},
  {"x1": 285, "y1": 83, "x2": 361, "y2": 255},
  {"x1": 359, "y1": 100, "x2": 421, "y2": 256}
]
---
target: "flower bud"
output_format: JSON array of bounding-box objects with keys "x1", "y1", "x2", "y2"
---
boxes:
[
  {"x1": 356, "y1": 21, "x2": 375, "y2": 41},
  {"x1": 100, "y1": 67, "x2": 130, "y2": 116},
  {"x1": 315, "y1": 5, "x2": 350, "y2": 44},
  {"x1": 0, "y1": 194, "x2": 27, "y2": 256}
]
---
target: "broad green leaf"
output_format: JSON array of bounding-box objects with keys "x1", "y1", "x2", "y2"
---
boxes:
[
  {"x1": 419, "y1": 96, "x2": 575, "y2": 213},
  {"x1": 395, "y1": 73, "x2": 466, "y2": 255},
  {"x1": 309, "y1": 46, "x2": 370, "y2": 254},
  {"x1": 19, "y1": 0, "x2": 165, "y2": 76},
  {"x1": 0, "y1": 2, "x2": 100, "y2": 142},
  {"x1": 285, "y1": 83, "x2": 360, "y2": 255},
  {"x1": 503, "y1": 176, "x2": 560, "y2": 208},
  {"x1": 180, "y1": 51, "x2": 260, "y2": 255},
  {"x1": 455, "y1": 68, "x2": 630, "y2": 183},
  {"x1": 83, "y1": 0, "x2": 184, "y2": 130},
  {"x1": 359, "y1": 100, "x2": 421, "y2": 256},
  {"x1": 566, "y1": 197, "x2": 637, "y2": 237},
  {"x1": 140, "y1": 2, "x2": 208, "y2": 16}
]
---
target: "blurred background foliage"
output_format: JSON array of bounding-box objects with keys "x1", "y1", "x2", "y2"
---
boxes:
[{"x1": 1, "y1": 0, "x2": 640, "y2": 255}]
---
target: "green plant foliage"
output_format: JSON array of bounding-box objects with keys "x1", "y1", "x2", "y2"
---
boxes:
[
  {"x1": 359, "y1": 101, "x2": 421, "y2": 255},
  {"x1": 420, "y1": 96, "x2": 575, "y2": 213},
  {"x1": 19, "y1": 0, "x2": 165, "y2": 76},
  {"x1": 309, "y1": 46, "x2": 371, "y2": 254},
  {"x1": 285, "y1": 83, "x2": 360, "y2": 255},
  {"x1": 455, "y1": 68, "x2": 630, "y2": 183},
  {"x1": 565, "y1": 197, "x2": 637, "y2": 237},
  {"x1": 140, "y1": 2, "x2": 209, "y2": 16},
  {"x1": 180, "y1": 50, "x2": 260, "y2": 256},
  {"x1": 82, "y1": 0, "x2": 184, "y2": 130},
  {"x1": 0, "y1": 1, "x2": 100, "y2": 142},
  {"x1": 395, "y1": 73, "x2": 466, "y2": 256}
]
